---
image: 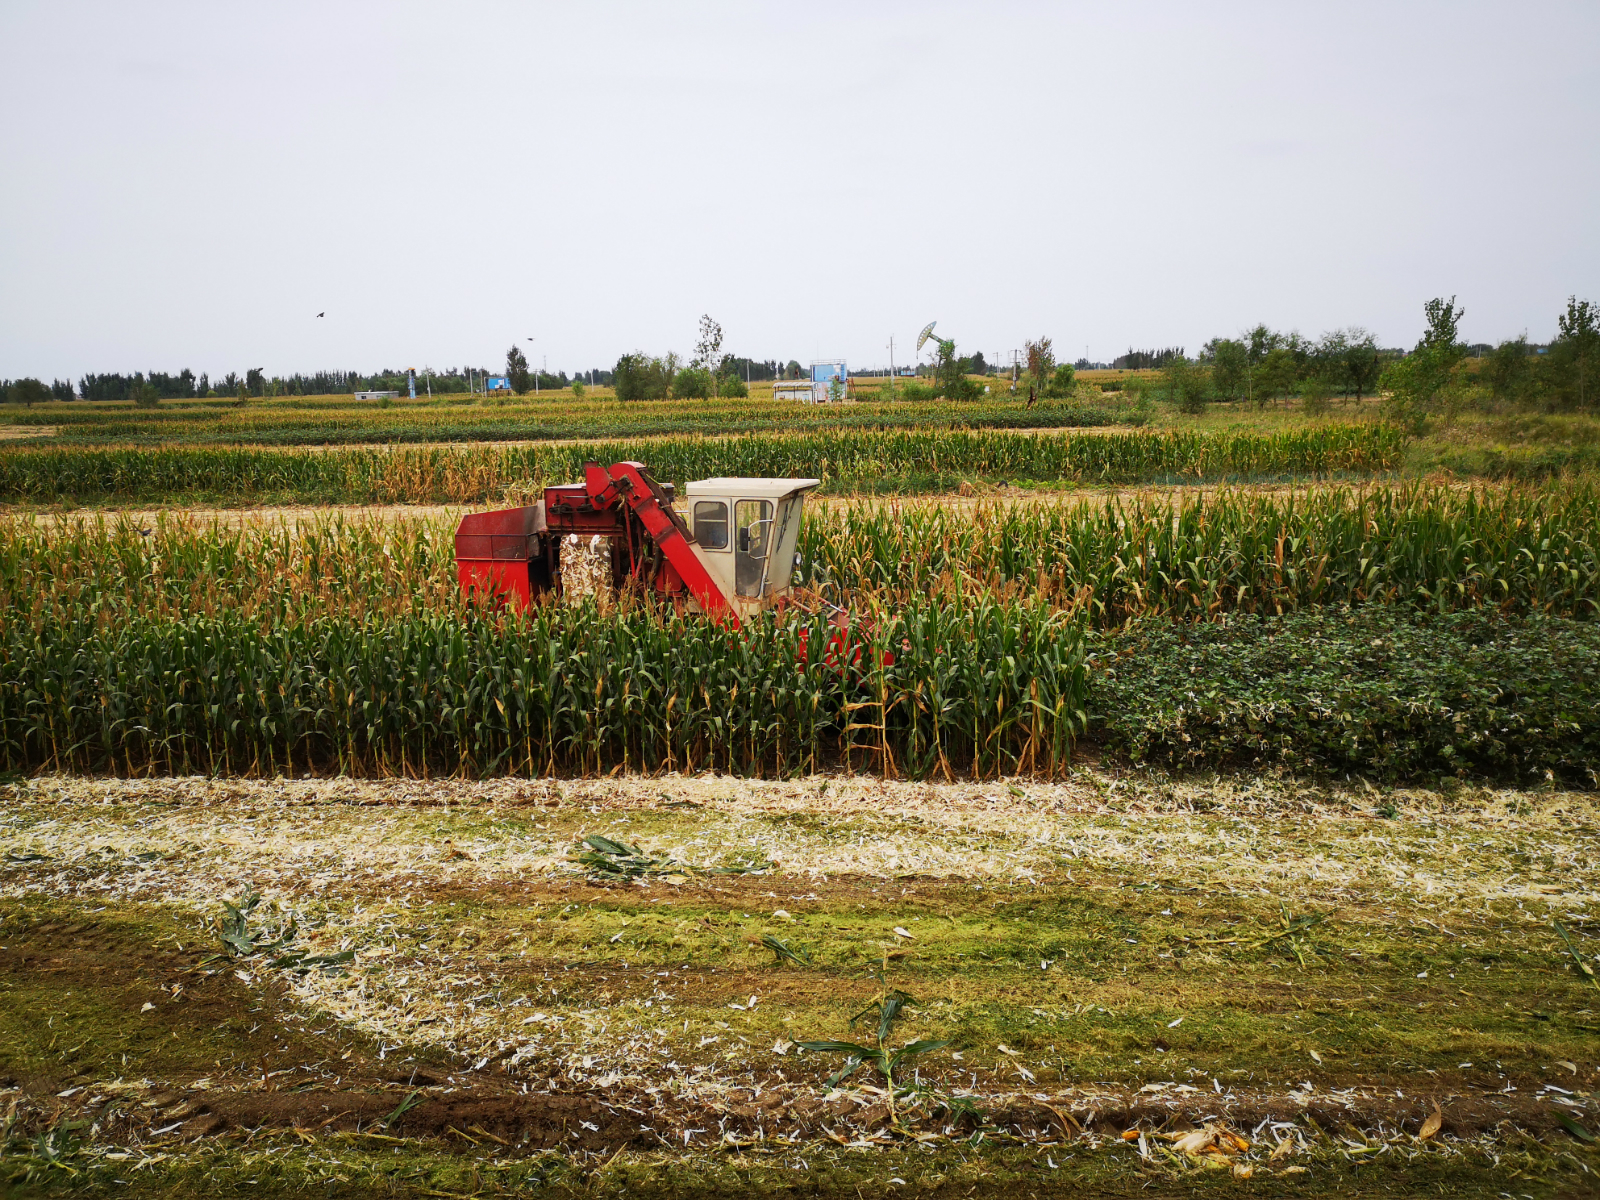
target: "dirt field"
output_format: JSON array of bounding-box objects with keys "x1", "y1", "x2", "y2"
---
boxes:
[{"x1": 3, "y1": 771, "x2": 1596, "y2": 1197}]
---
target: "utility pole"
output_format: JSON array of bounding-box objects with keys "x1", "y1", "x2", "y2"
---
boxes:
[{"x1": 887, "y1": 336, "x2": 896, "y2": 397}]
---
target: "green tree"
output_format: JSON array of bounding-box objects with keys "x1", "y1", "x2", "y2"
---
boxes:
[
  {"x1": 506, "y1": 345, "x2": 531, "y2": 394},
  {"x1": 1381, "y1": 296, "x2": 1467, "y2": 433},
  {"x1": 571, "y1": 379, "x2": 586, "y2": 399},
  {"x1": 1255, "y1": 347, "x2": 1298, "y2": 408},
  {"x1": 613, "y1": 353, "x2": 674, "y2": 402},
  {"x1": 1301, "y1": 376, "x2": 1332, "y2": 415},
  {"x1": 1047, "y1": 363, "x2": 1076, "y2": 397},
  {"x1": 1023, "y1": 336, "x2": 1055, "y2": 397},
  {"x1": 7, "y1": 378, "x2": 50, "y2": 407},
  {"x1": 1551, "y1": 296, "x2": 1599, "y2": 410},
  {"x1": 1165, "y1": 355, "x2": 1208, "y2": 414},
  {"x1": 1341, "y1": 328, "x2": 1381, "y2": 402},
  {"x1": 245, "y1": 367, "x2": 266, "y2": 397},
  {"x1": 134, "y1": 381, "x2": 161, "y2": 408},
  {"x1": 1419, "y1": 295, "x2": 1465, "y2": 355},
  {"x1": 715, "y1": 355, "x2": 748, "y2": 398},
  {"x1": 693, "y1": 315, "x2": 724, "y2": 398},
  {"x1": 1482, "y1": 336, "x2": 1538, "y2": 406},
  {"x1": 1242, "y1": 324, "x2": 1282, "y2": 407},
  {"x1": 671, "y1": 366, "x2": 713, "y2": 399},
  {"x1": 933, "y1": 339, "x2": 982, "y2": 400},
  {"x1": 1205, "y1": 338, "x2": 1249, "y2": 402}
]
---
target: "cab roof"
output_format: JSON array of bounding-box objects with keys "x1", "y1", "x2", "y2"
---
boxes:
[{"x1": 684, "y1": 477, "x2": 821, "y2": 500}]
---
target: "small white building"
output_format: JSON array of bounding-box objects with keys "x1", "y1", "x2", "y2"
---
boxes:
[{"x1": 774, "y1": 360, "x2": 850, "y2": 403}]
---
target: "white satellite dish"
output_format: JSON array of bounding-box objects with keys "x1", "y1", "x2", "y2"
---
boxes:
[{"x1": 915, "y1": 321, "x2": 938, "y2": 353}]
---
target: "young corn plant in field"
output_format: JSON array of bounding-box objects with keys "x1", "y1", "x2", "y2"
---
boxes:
[{"x1": 796, "y1": 987, "x2": 949, "y2": 1123}]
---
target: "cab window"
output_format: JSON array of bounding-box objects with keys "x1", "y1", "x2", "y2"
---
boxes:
[{"x1": 693, "y1": 500, "x2": 729, "y2": 549}]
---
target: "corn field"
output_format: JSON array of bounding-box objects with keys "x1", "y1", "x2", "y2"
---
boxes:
[
  {"x1": 4, "y1": 482, "x2": 1587, "y2": 625},
  {"x1": 804, "y1": 483, "x2": 1600, "y2": 621},
  {"x1": 1, "y1": 479, "x2": 1591, "y2": 780},
  {"x1": 0, "y1": 597, "x2": 1085, "y2": 781},
  {"x1": 0, "y1": 424, "x2": 1404, "y2": 505}
]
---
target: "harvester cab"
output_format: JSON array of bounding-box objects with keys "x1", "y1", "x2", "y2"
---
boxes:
[{"x1": 453, "y1": 461, "x2": 820, "y2": 627}]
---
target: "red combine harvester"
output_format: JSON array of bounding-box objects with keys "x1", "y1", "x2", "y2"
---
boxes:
[{"x1": 453, "y1": 461, "x2": 820, "y2": 628}]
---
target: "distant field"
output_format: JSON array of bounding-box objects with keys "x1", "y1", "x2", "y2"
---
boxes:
[
  {"x1": 6, "y1": 382, "x2": 1597, "y2": 487},
  {"x1": 0, "y1": 383, "x2": 1143, "y2": 448},
  {"x1": 0, "y1": 425, "x2": 1405, "y2": 507}
]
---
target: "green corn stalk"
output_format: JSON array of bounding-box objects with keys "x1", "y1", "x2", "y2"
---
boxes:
[{"x1": 796, "y1": 988, "x2": 950, "y2": 1123}]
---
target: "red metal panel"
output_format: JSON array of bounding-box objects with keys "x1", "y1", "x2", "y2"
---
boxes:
[
  {"x1": 454, "y1": 506, "x2": 539, "y2": 560},
  {"x1": 457, "y1": 559, "x2": 531, "y2": 609},
  {"x1": 454, "y1": 506, "x2": 539, "y2": 608}
]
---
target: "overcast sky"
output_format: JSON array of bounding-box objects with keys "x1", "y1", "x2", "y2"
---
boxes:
[{"x1": 2, "y1": 2, "x2": 1597, "y2": 382}]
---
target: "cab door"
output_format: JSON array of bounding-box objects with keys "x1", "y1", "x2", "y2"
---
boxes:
[{"x1": 733, "y1": 499, "x2": 773, "y2": 598}]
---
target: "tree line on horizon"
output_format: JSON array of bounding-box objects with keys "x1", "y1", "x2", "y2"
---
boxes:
[{"x1": 4, "y1": 297, "x2": 1594, "y2": 419}]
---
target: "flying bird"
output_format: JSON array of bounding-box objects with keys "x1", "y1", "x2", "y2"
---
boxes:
[{"x1": 316, "y1": 311, "x2": 325, "y2": 318}]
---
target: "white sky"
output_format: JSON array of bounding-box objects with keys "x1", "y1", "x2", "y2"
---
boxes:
[{"x1": 2, "y1": 1, "x2": 1597, "y2": 382}]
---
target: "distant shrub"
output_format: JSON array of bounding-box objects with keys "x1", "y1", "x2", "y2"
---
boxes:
[
  {"x1": 1045, "y1": 364, "x2": 1076, "y2": 398},
  {"x1": 613, "y1": 353, "x2": 674, "y2": 402},
  {"x1": 133, "y1": 383, "x2": 161, "y2": 409},
  {"x1": 897, "y1": 381, "x2": 936, "y2": 402},
  {"x1": 671, "y1": 367, "x2": 713, "y2": 400},
  {"x1": 1302, "y1": 377, "x2": 1333, "y2": 415},
  {"x1": 572, "y1": 380, "x2": 586, "y2": 400},
  {"x1": 718, "y1": 372, "x2": 748, "y2": 398},
  {"x1": 1166, "y1": 357, "x2": 1209, "y2": 415},
  {"x1": 1126, "y1": 390, "x2": 1154, "y2": 426}
]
